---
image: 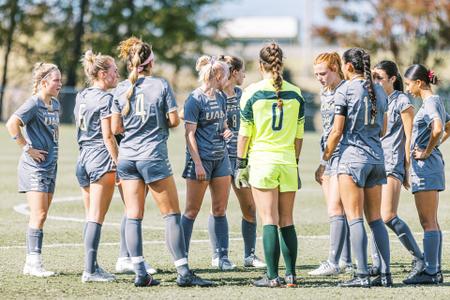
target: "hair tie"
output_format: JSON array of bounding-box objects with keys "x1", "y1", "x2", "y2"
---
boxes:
[
  {"x1": 137, "y1": 52, "x2": 154, "y2": 73},
  {"x1": 428, "y1": 70, "x2": 435, "y2": 80}
]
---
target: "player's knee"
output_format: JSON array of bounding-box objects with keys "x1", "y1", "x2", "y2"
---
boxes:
[
  {"x1": 420, "y1": 219, "x2": 438, "y2": 231},
  {"x1": 184, "y1": 208, "x2": 200, "y2": 220},
  {"x1": 381, "y1": 212, "x2": 396, "y2": 224},
  {"x1": 211, "y1": 206, "x2": 226, "y2": 216}
]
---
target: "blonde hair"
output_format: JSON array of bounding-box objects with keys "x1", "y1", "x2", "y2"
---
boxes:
[
  {"x1": 81, "y1": 50, "x2": 114, "y2": 84},
  {"x1": 195, "y1": 55, "x2": 229, "y2": 84},
  {"x1": 117, "y1": 37, "x2": 153, "y2": 116},
  {"x1": 314, "y1": 52, "x2": 344, "y2": 80},
  {"x1": 32, "y1": 62, "x2": 59, "y2": 95},
  {"x1": 259, "y1": 42, "x2": 284, "y2": 108}
]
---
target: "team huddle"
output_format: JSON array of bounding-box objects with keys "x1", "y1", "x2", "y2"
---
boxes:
[{"x1": 5, "y1": 37, "x2": 450, "y2": 288}]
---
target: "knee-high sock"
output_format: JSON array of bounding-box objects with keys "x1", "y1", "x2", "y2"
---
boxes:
[
  {"x1": 423, "y1": 230, "x2": 440, "y2": 274},
  {"x1": 242, "y1": 218, "x2": 257, "y2": 258},
  {"x1": 208, "y1": 214, "x2": 219, "y2": 258},
  {"x1": 438, "y1": 230, "x2": 442, "y2": 272},
  {"x1": 181, "y1": 215, "x2": 195, "y2": 255},
  {"x1": 27, "y1": 227, "x2": 43, "y2": 254},
  {"x1": 369, "y1": 219, "x2": 390, "y2": 274},
  {"x1": 348, "y1": 218, "x2": 368, "y2": 275},
  {"x1": 213, "y1": 215, "x2": 229, "y2": 258},
  {"x1": 328, "y1": 215, "x2": 346, "y2": 265},
  {"x1": 164, "y1": 213, "x2": 190, "y2": 276},
  {"x1": 84, "y1": 221, "x2": 102, "y2": 274},
  {"x1": 340, "y1": 217, "x2": 352, "y2": 264},
  {"x1": 119, "y1": 215, "x2": 129, "y2": 258},
  {"x1": 263, "y1": 225, "x2": 280, "y2": 279},
  {"x1": 279, "y1": 225, "x2": 297, "y2": 276},
  {"x1": 385, "y1": 216, "x2": 423, "y2": 260},
  {"x1": 126, "y1": 218, "x2": 146, "y2": 277}
]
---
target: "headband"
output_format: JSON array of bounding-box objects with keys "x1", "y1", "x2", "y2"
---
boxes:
[{"x1": 137, "y1": 52, "x2": 154, "y2": 73}]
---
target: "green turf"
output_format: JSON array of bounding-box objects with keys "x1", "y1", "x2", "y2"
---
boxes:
[{"x1": 1, "y1": 124, "x2": 450, "y2": 299}]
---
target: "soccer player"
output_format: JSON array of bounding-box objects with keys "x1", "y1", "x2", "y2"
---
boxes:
[
  {"x1": 218, "y1": 54, "x2": 265, "y2": 268},
  {"x1": 323, "y1": 48, "x2": 391, "y2": 287},
  {"x1": 74, "y1": 50, "x2": 119, "y2": 282},
  {"x1": 181, "y1": 55, "x2": 235, "y2": 271},
  {"x1": 111, "y1": 37, "x2": 213, "y2": 287},
  {"x1": 310, "y1": 52, "x2": 353, "y2": 276},
  {"x1": 236, "y1": 42, "x2": 304, "y2": 287},
  {"x1": 402, "y1": 64, "x2": 450, "y2": 285},
  {"x1": 371, "y1": 60, "x2": 425, "y2": 281},
  {"x1": 6, "y1": 62, "x2": 62, "y2": 277}
]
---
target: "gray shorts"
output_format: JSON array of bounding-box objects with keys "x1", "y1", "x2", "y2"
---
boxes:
[
  {"x1": 76, "y1": 147, "x2": 115, "y2": 187},
  {"x1": 338, "y1": 162, "x2": 387, "y2": 188},
  {"x1": 18, "y1": 161, "x2": 57, "y2": 194},
  {"x1": 385, "y1": 160, "x2": 405, "y2": 183},
  {"x1": 411, "y1": 156, "x2": 445, "y2": 193},
  {"x1": 324, "y1": 155, "x2": 339, "y2": 177},
  {"x1": 182, "y1": 156, "x2": 232, "y2": 180},
  {"x1": 117, "y1": 159, "x2": 173, "y2": 184}
]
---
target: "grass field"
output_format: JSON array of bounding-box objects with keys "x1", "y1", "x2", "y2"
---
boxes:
[{"x1": 0, "y1": 124, "x2": 450, "y2": 299}]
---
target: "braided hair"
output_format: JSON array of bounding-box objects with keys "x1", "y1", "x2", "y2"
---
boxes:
[
  {"x1": 343, "y1": 48, "x2": 377, "y2": 121},
  {"x1": 259, "y1": 42, "x2": 284, "y2": 108}
]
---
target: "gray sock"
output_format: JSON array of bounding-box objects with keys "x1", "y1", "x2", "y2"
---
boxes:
[
  {"x1": 82, "y1": 222, "x2": 87, "y2": 240},
  {"x1": 27, "y1": 227, "x2": 43, "y2": 254},
  {"x1": 208, "y1": 214, "x2": 219, "y2": 257},
  {"x1": 348, "y1": 218, "x2": 368, "y2": 275},
  {"x1": 385, "y1": 216, "x2": 423, "y2": 260},
  {"x1": 340, "y1": 217, "x2": 352, "y2": 264},
  {"x1": 126, "y1": 218, "x2": 146, "y2": 277},
  {"x1": 328, "y1": 215, "x2": 346, "y2": 265},
  {"x1": 370, "y1": 234, "x2": 381, "y2": 271},
  {"x1": 181, "y1": 215, "x2": 195, "y2": 254},
  {"x1": 119, "y1": 215, "x2": 129, "y2": 258},
  {"x1": 164, "y1": 213, "x2": 190, "y2": 276},
  {"x1": 242, "y1": 218, "x2": 257, "y2": 258},
  {"x1": 423, "y1": 230, "x2": 439, "y2": 274},
  {"x1": 213, "y1": 215, "x2": 229, "y2": 258},
  {"x1": 438, "y1": 230, "x2": 442, "y2": 272},
  {"x1": 369, "y1": 219, "x2": 390, "y2": 274},
  {"x1": 84, "y1": 221, "x2": 102, "y2": 274}
]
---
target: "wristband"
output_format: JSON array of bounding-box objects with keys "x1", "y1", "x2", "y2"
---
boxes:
[
  {"x1": 320, "y1": 159, "x2": 327, "y2": 166},
  {"x1": 236, "y1": 157, "x2": 248, "y2": 169}
]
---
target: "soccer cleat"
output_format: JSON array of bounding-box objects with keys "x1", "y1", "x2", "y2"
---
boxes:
[
  {"x1": 244, "y1": 254, "x2": 266, "y2": 268},
  {"x1": 23, "y1": 254, "x2": 56, "y2": 277},
  {"x1": 134, "y1": 273, "x2": 160, "y2": 287},
  {"x1": 339, "y1": 260, "x2": 354, "y2": 274},
  {"x1": 115, "y1": 257, "x2": 157, "y2": 275},
  {"x1": 176, "y1": 271, "x2": 215, "y2": 287},
  {"x1": 368, "y1": 265, "x2": 380, "y2": 276},
  {"x1": 437, "y1": 270, "x2": 444, "y2": 284},
  {"x1": 252, "y1": 275, "x2": 282, "y2": 288},
  {"x1": 403, "y1": 270, "x2": 439, "y2": 285},
  {"x1": 339, "y1": 274, "x2": 370, "y2": 288},
  {"x1": 370, "y1": 273, "x2": 393, "y2": 287},
  {"x1": 406, "y1": 258, "x2": 425, "y2": 280},
  {"x1": 96, "y1": 266, "x2": 116, "y2": 281},
  {"x1": 308, "y1": 261, "x2": 340, "y2": 276},
  {"x1": 81, "y1": 270, "x2": 115, "y2": 283},
  {"x1": 211, "y1": 256, "x2": 219, "y2": 268},
  {"x1": 284, "y1": 274, "x2": 297, "y2": 287},
  {"x1": 218, "y1": 256, "x2": 236, "y2": 271}
]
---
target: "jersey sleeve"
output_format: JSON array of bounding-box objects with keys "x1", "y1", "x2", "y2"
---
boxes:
[
  {"x1": 333, "y1": 83, "x2": 348, "y2": 112},
  {"x1": 398, "y1": 94, "x2": 413, "y2": 113},
  {"x1": 183, "y1": 95, "x2": 200, "y2": 125},
  {"x1": 239, "y1": 87, "x2": 254, "y2": 137},
  {"x1": 424, "y1": 99, "x2": 442, "y2": 127},
  {"x1": 99, "y1": 93, "x2": 113, "y2": 119},
  {"x1": 111, "y1": 96, "x2": 122, "y2": 114},
  {"x1": 14, "y1": 98, "x2": 38, "y2": 126},
  {"x1": 162, "y1": 79, "x2": 177, "y2": 114}
]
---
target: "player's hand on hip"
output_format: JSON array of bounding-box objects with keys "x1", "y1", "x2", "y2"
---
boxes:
[
  {"x1": 28, "y1": 148, "x2": 48, "y2": 163},
  {"x1": 221, "y1": 128, "x2": 233, "y2": 141}
]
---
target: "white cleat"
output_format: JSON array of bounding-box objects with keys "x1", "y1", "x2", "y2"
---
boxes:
[
  {"x1": 81, "y1": 270, "x2": 115, "y2": 283},
  {"x1": 23, "y1": 254, "x2": 56, "y2": 277},
  {"x1": 115, "y1": 257, "x2": 157, "y2": 275},
  {"x1": 339, "y1": 260, "x2": 354, "y2": 274},
  {"x1": 212, "y1": 256, "x2": 236, "y2": 270},
  {"x1": 244, "y1": 253, "x2": 267, "y2": 268},
  {"x1": 211, "y1": 256, "x2": 219, "y2": 268},
  {"x1": 308, "y1": 261, "x2": 340, "y2": 276}
]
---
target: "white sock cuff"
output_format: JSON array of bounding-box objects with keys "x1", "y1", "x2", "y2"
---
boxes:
[
  {"x1": 130, "y1": 256, "x2": 144, "y2": 264},
  {"x1": 174, "y1": 257, "x2": 188, "y2": 267}
]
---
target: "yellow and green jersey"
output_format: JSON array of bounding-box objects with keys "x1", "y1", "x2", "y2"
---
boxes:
[{"x1": 239, "y1": 79, "x2": 305, "y2": 165}]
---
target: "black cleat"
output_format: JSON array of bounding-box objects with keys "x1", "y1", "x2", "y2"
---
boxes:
[
  {"x1": 252, "y1": 275, "x2": 282, "y2": 288},
  {"x1": 403, "y1": 270, "x2": 439, "y2": 285},
  {"x1": 284, "y1": 274, "x2": 297, "y2": 288},
  {"x1": 134, "y1": 273, "x2": 160, "y2": 287},
  {"x1": 339, "y1": 274, "x2": 370, "y2": 288},
  {"x1": 368, "y1": 265, "x2": 380, "y2": 276},
  {"x1": 371, "y1": 273, "x2": 393, "y2": 287},
  {"x1": 177, "y1": 271, "x2": 215, "y2": 287},
  {"x1": 436, "y1": 270, "x2": 444, "y2": 284}
]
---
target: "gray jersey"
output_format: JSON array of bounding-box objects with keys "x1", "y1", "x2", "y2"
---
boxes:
[
  {"x1": 381, "y1": 91, "x2": 413, "y2": 169},
  {"x1": 111, "y1": 76, "x2": 177, "y2": 161},
  {"x1": 184, "y1": 87, "x2": 227, "y2": 160},
  {"x1": 320, "y1": 80, "x2": 345, "y2": 157},
  {"x1": 74, "y1": 87, "x2": 113, "y2": 149},
  {"x1": 225, "y1": 87, "x2": 242, "y2": 158},
  {"x1": 14, "y1": 95, "x2": 60, "y2": 171},
  {"x1": 411, "y1": 95, "x2": 447, "y2": 157},
  {"x1": 335, "y1": 79, "x2": 387, "y2": 164}
]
